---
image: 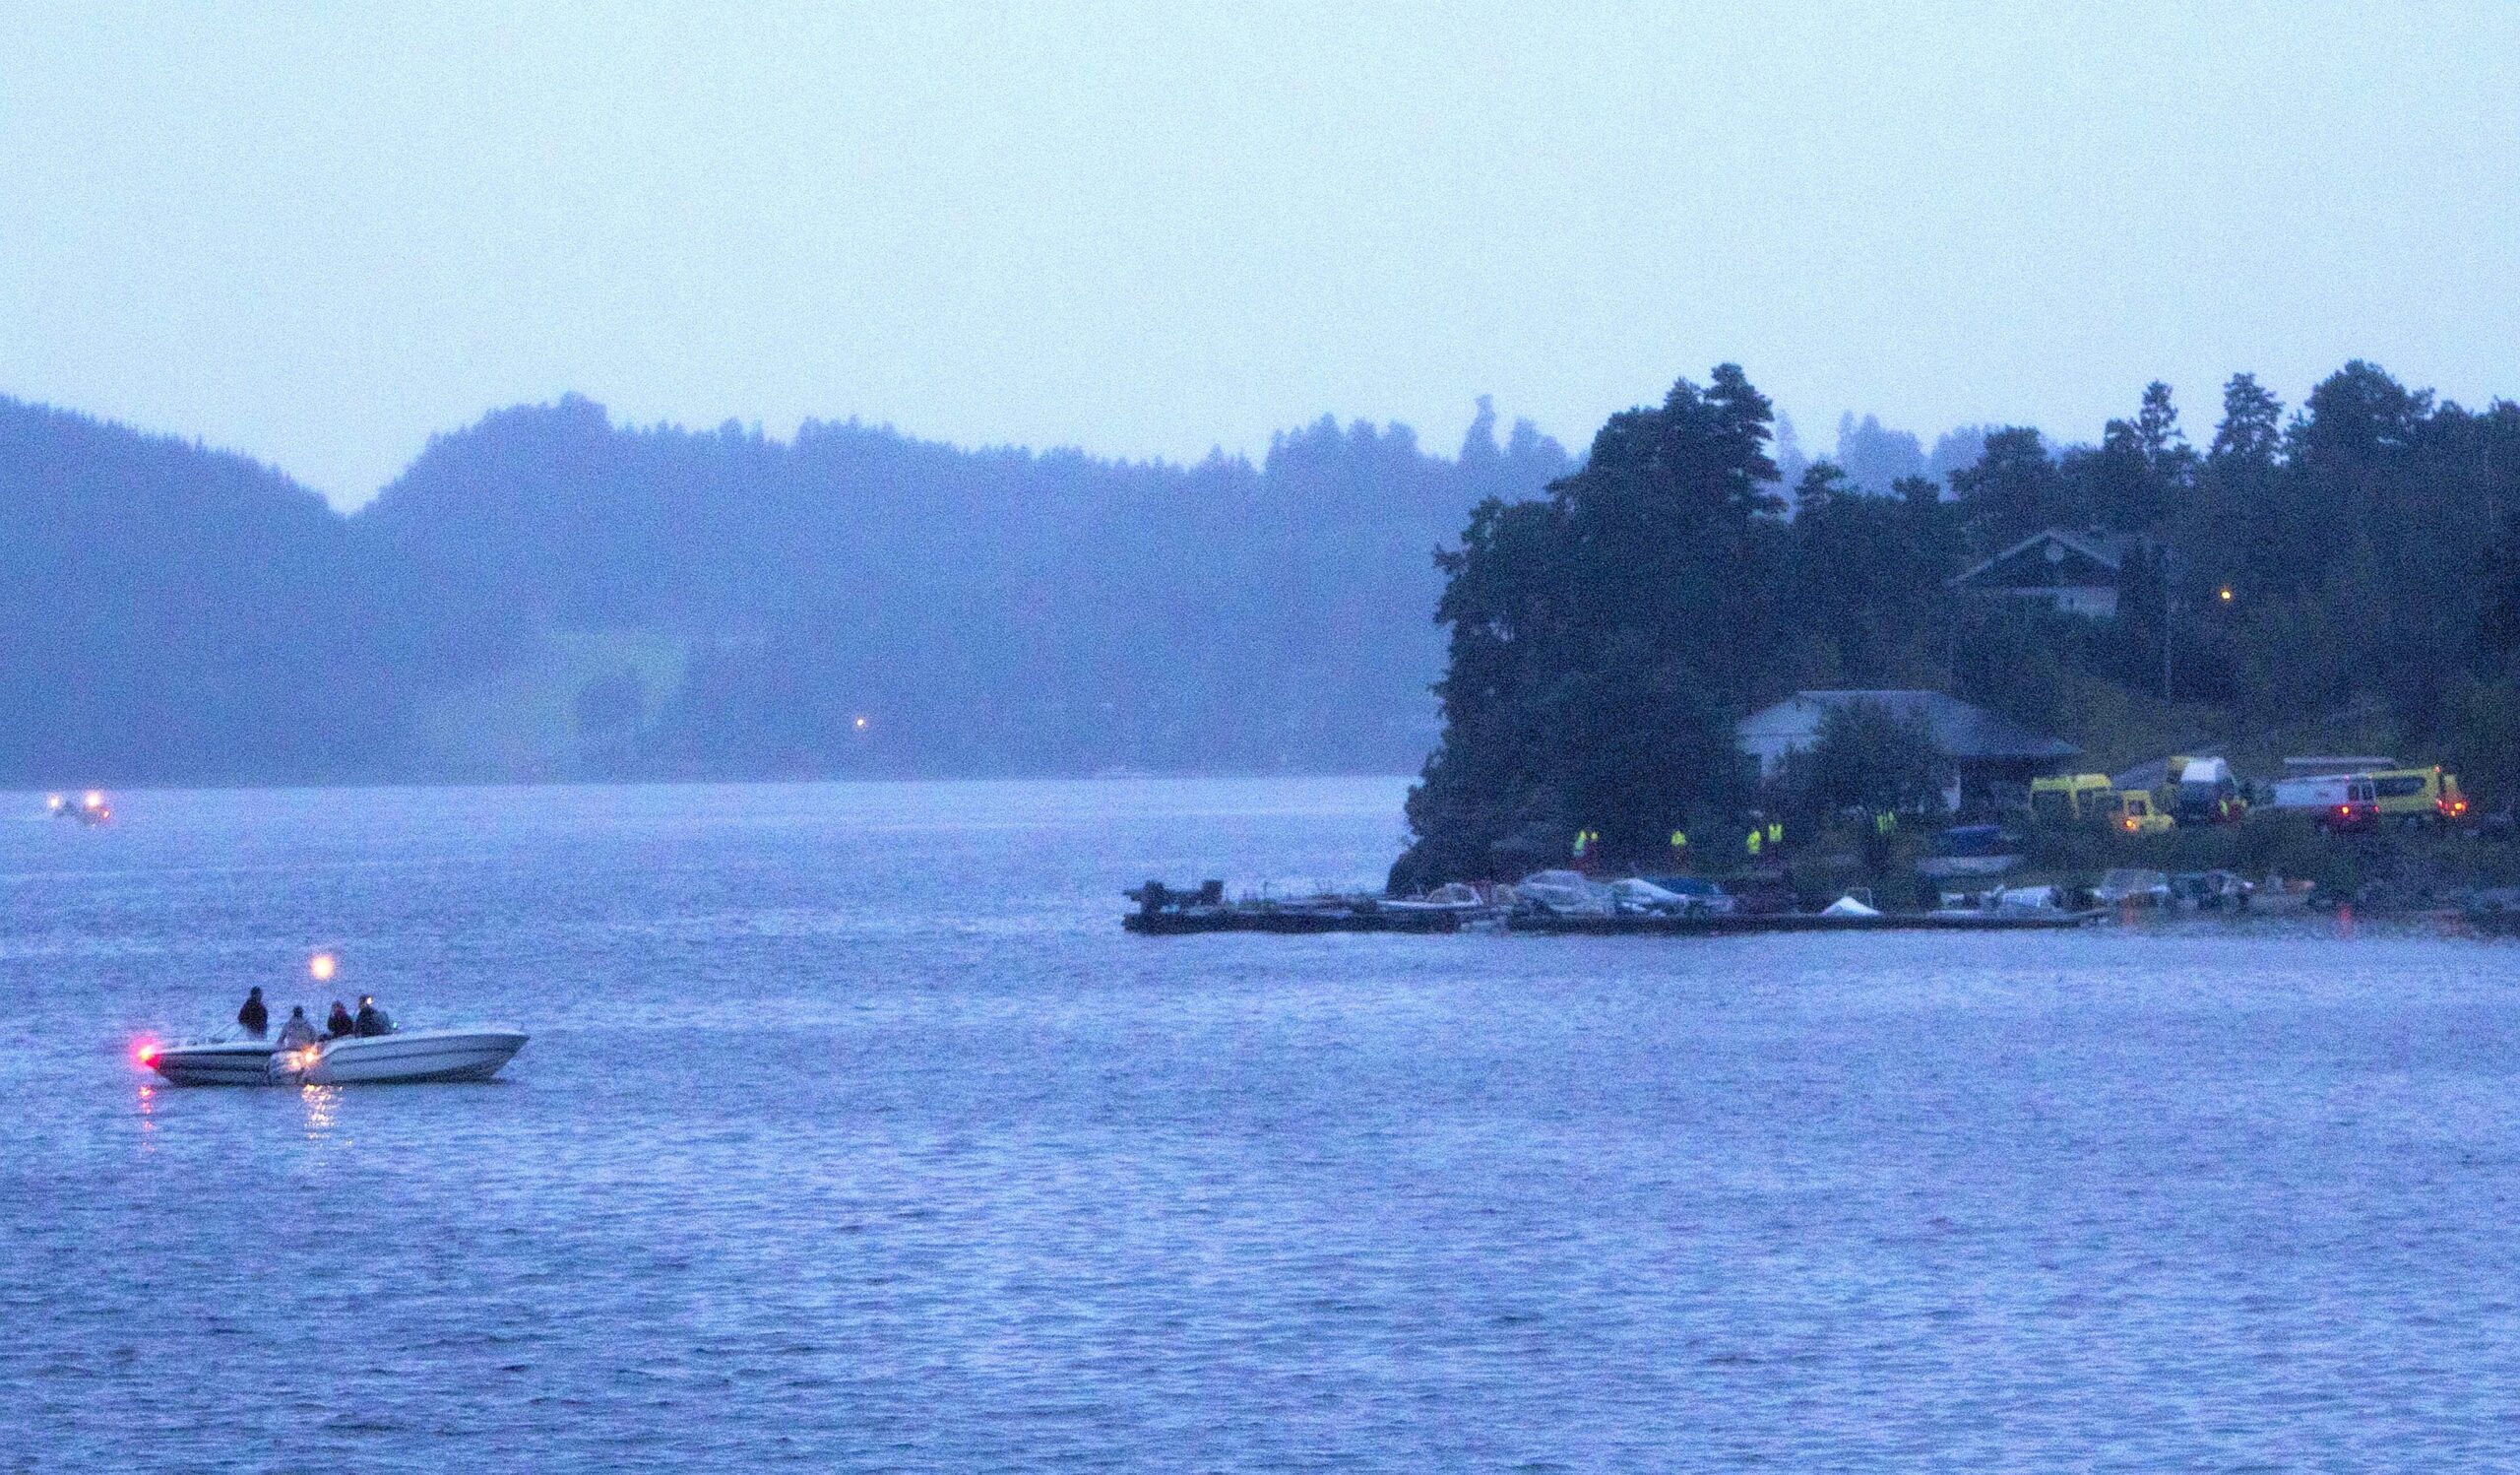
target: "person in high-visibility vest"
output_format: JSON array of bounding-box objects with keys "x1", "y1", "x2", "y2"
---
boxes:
[
  {"x1": 1766, "y1": 821, "x2": 1783, "y2": 848},
  {"x1": 1670, "y1": 828, "x2": 1688, "y2": 857},
  {"x1": 1572, "y1": 829, "x2": 1588, "y2": 859},
  {"x1": 1745, "y1": 827, "x2": 1762, "y2": 859}
]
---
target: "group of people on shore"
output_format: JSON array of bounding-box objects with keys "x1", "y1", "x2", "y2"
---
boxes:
[{"x1": 234, "y1": 987, "x2": 393, "y2": 1048}]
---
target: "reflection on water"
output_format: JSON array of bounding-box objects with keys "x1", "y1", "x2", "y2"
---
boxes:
[
  {"x1": 8, "y1": 778, "x2": 2520, "y2": 1469},
  {"x1": 133, "y1": 1082, "x2": 156, "y2": 1151},
  {"x1": 297, "y1": 1084, "x2": 339, "y2": 1140}
]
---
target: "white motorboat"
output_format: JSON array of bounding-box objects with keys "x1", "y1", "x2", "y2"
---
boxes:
[
  {"x1": 140, "y1": 1034, "x2": 278, "y2": 1086},
  {"x1": 143, "y1": 1027, "x2": 527, "y2": 1086},
  {"x1": 275, "y1": 1028, "x2": 528, "y2": 1085}
]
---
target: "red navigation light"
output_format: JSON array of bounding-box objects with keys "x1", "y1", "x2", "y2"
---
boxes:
[{"x1": 135, "y1": 1041, "x2": 159, "y2": 1067}]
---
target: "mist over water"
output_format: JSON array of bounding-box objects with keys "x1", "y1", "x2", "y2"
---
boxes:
[{"x1": 6, "y1": 779, "x2": 2519, "y2": 1468}]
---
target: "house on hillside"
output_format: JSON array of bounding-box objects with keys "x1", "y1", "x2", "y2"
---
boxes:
[
  {"x1": 1948, "y1": 529, "x2": 2169, "y2": 618},
  {"x1": 1737, "y1": 689, "x2": 2080, "y2": 813}
]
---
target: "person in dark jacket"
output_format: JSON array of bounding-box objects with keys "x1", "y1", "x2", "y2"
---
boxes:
[
  {"x1": 352, "y1": 995, "x2": 393, "y2": 1037},
  {"x1": 236, "y1": 987, "x2": 269, "y2": 1039},
  {"x1": 325, "y1": 999, "x2": 355, "y2": 1039}
]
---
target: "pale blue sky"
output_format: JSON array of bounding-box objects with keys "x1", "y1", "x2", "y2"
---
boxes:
[{"x1": 5, "y1": 3, "x2": 2515, "y2": 506}]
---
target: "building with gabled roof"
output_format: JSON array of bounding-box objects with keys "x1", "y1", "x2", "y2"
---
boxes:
[
  {"x1": 1736, "y1": 689, "x2": 2081, "y2": 813},
  {"x1": 1948, "y1": 528, "x2": 2167, "y2": 619}
]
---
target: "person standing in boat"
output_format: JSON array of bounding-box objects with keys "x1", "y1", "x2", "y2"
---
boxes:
[
  {"x1": 325, "y1": 999, "x2": 356, "y2": 1039},
  {"x1": 352, "y1": 994, "x2": 394, "y2": 1037},
  {"x1": 275, "y1": 1005, "x2": 319, "y2": 1050},
  {"x1": 236, "y1": 987, "x2": 269, "y2": 1040}
]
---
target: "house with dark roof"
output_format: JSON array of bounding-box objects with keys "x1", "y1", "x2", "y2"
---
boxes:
[
  {"x1": 1948, "y1": 529, "x2": 2167, "y2": 618},
  {"x1": 1736, "y1": 689, "x2": 2081, "y2": 813}
]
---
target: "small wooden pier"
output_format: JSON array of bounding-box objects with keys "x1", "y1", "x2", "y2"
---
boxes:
[
  {"x1": 1122, "y1": 904, "x2": 1467, "y2": 935},
  {"x1": 1123, "y1": 881, "x2": 1468, "y2": 934}
]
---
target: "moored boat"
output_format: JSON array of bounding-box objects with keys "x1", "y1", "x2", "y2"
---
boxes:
[
  {"x1": 275, "y1": 1029, "x2": 529, "y2": 1085},
  {"x1": 139, "y1": 1035, "x2": 278, "y2": 1086},
  {"x1": 143, "y1": 1027, "x2": 527, "y2": 1085}
]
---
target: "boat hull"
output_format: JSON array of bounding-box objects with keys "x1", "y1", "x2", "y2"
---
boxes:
[
  {"x1": 296, "y1": 1029, "x2": 528, "y2": 1085},
  {"x1": 149, "y1": 1039, "x2": 280, "y2": 1086}
]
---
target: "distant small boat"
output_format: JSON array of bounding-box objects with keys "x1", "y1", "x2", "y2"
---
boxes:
[{"x1": 46, "y1": 791, "x2": 110, "y2": 825}]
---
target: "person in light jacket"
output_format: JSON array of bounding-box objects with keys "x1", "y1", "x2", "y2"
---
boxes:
[{"x1": 275, "y1": 1006, "x2": 319, "y2": 1050}]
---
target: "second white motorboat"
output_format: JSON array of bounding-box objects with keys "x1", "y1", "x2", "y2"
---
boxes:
[
  {"x1": 274, "y1": 1028, "x2": 529, "y2": 1085},
  {"x1": 141, "y1": 1035, "x2": 277, "y2": 1086}
]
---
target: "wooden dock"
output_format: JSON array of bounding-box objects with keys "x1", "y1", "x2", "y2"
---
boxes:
[{"x1": 1122, "y1": 903, "x2": 1467, "y2": 935}]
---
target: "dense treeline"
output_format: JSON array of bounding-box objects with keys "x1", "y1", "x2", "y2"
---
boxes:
[
  {"x1": 1393, "y1": 360, "x2": 2520, "y2": 888},
  {"x1": 0, "y1": 393, "x2": 1569, "y2": 783}
]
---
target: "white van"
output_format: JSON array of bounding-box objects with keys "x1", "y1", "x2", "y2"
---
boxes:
[{"x1": 2269, "y1": 773, "x2": 2377, "y2": 829}]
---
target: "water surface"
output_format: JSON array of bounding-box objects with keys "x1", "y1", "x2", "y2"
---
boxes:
[{"x1": 4, "y1": 779, "x2": 2518, "y2": 1469}]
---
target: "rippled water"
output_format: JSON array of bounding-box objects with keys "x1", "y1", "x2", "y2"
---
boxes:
[{"x1": 5, "y1": 778, "x2": 2520, "y2": 1470}]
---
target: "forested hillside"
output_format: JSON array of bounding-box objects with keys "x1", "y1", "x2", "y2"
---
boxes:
[
  {"x1": 18, "y1": 356, "x2": 2517, "y2": 808},
  {"x1": 1393, "y1": 360, "x2": 2520, "y2": 887},
  {"x1": 0, "y1": 401, "x2": 416, "y2": 782},
  {"x1": 0, "y1": 394, "x2": 1570, "y2": 783}
]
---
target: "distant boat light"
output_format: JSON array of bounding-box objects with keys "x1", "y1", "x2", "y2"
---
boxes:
[{"x1": 310, "y1": 952, "x2": 338, "y2": 983}]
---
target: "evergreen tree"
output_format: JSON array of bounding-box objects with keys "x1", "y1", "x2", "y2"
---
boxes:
[
  {"x1": 1394, "y1": 366, "x2": 1787, "y2": 887},
  {"x1": 1950, "y1": 426, "x2": 2064, "y2": 550}
]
